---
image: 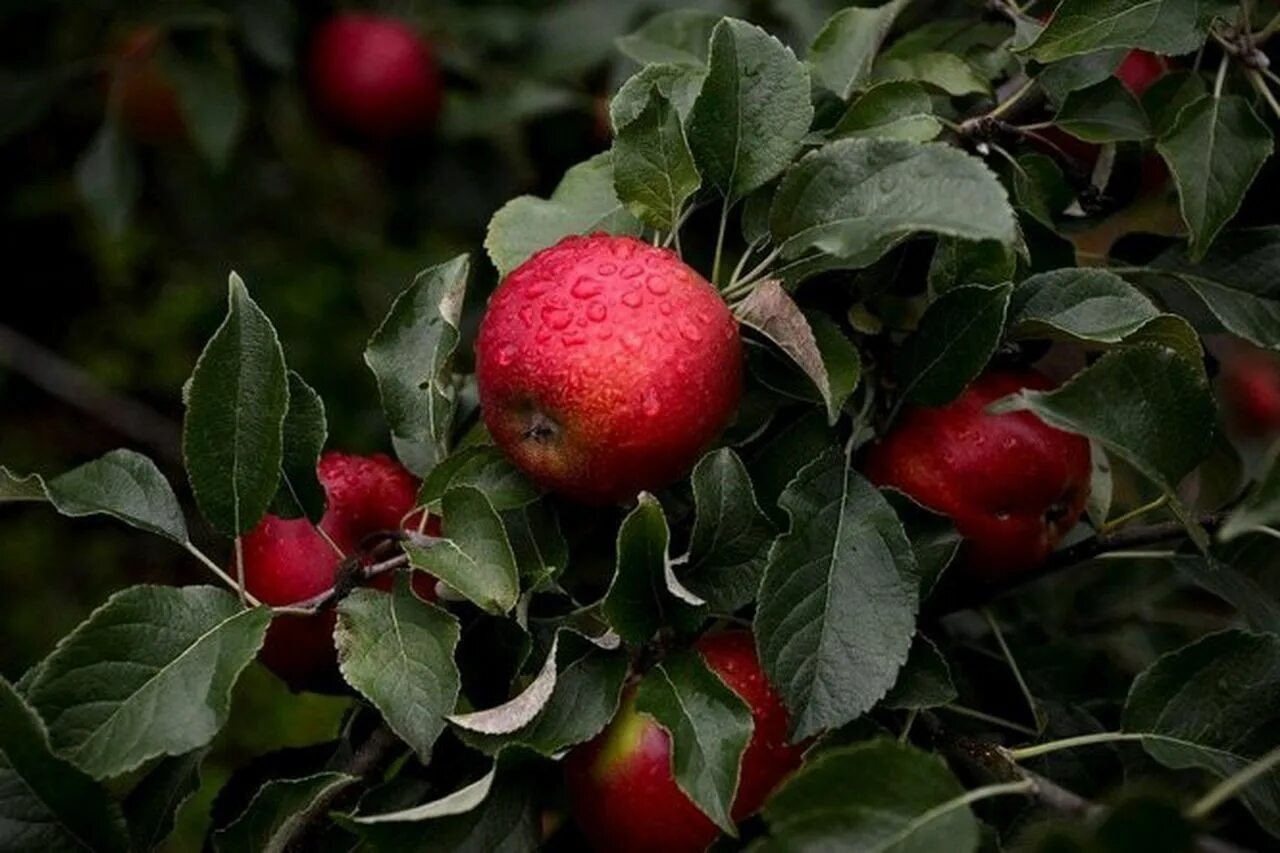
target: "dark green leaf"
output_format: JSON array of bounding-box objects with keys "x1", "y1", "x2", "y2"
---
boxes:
[
  {"x1": 124, "y1": 748, "x2": 206, "y2": 852},
  {"x1": 1026, "y1": 0, "x2": 1235, "y2": 63},
  {"x1": 1054, "y1": 77, "x2": 1151, "y2": 142},
  {"x1": 1157, "y1": 95, "x2": 1273, "y2": 260},
  {"x1": 807, "y1": 0, "x2": 911, "y2": 99},
  {"x1": 24, "y1": 585, "x2": 269, "y2": 779},
  {"x1": 761, "y1": 739, "x2": 982, "y2": 851},
  {"x1": 75, "y1": 120, "x2": 139, "y2": 236},
  {"x1": 409, "y1": 486, "x2": 520, "y2": 614},
  {"x1": 687, "y1": 18, "x2": 814, "y2": 203},
  {"x1": 829, "y1": 81, "x2": 941, "y2": 143},
  {"x1": 613, "y1": 88, "x2": 701, "y2": 231},
  {"x1": 486, "y1": 153, "x2": 643, "y2": 277},
  {"x1": 1037, "y1": 48, "x2": 1127, "y2": 103},
  {"x1": 502, "y1": 500, "x2": 568, "y2": 590},
  {"x1": 603, "y1": 492, "x2": 689, "y2": 645},
  {"x1": 1220, "y1": 450, "x2": 1280, "y2": 541},
  {"x1": 365, "y1": 255, "x2": 468, "y2": 477},
  {"x1": 1143, "y1": 70, "x2": 1207, "y2": 137},
  {"x1": 270, "y1": 371, "x2": 327, "y2": 522},
  {"x1": 881, "y1": 635, "x2": 957, "y2": 711},
  {"x1": 616, "y1": 9, "x2": 719, "y2": 66},
  {"x1": 1011, "y1": 153, "x2": 1074, "y2": 228},
  {"x1": 212, "y1": 772, "x2": 354, "y2": 853},
  {"x1": 1007, "y1": 269, "x2": 1160, "y2": 343},
  {"x1": 636, "y1": 650, "x2": 754, "y2": 832},
  {"x1": 335, "y1": 579, "x2": 461, "y2": 764},
  {"x1": 0, "y1": 675, "x2": 128, "y2": 852},
  {"x1": 1124, "y1": 629, "x2": 1280, "y2": 837},
  {"x1": 183, "y1": 274, "x2": 289, "y2": 536},
  {"x1": 872, "y1": 53, "x2": 990, "y2": 97},
  {"x1": 0, "y1": 466, "x2": 45, "y2": 501},
  {"x1": 1170, "y1": 556, "x2": 1280, "y2": 635},
  {"x1": 168, "y1": 36, "x2": 244, "y2": 169},
  {"x1": 755, "y1": 450, "x2": 919, "y2": 738},
  {"x1": 418, "y1": 446, "x2": 538, "y2": 512},
  {"x1": 685, "y1": 448, "x2": 776, "y2": 613},
  {"x1": 610, "y1": 63, "x2": 705, "y2": 130},
  {"x1": 230, "y1": 0, "x2": 296, "y2": 69},
  {"x1": 928, "y1": 237, "x2": 1018, "y2": 294},
  {"x1": 896, "y1": 283, "x2": 1012, "y2": 407},
  {"x1": 884, "y1": 491, "x2": 962, "y2": 599}
]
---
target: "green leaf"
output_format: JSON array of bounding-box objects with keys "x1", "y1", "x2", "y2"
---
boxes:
[
  {"x1": 1169, "y1": 556, "x2": 1280, "y2": 635},
  {"x1": 0, "y1": 675, "x2": 129, "y2": 853},
  {"x1": 1007, "y1": 269, "x2": 1161, "y2": 343},
  {"x1": 635, "y1": 650, "x2": 754, "y2": 833},
  {"x1": 230, "y1": 0, "x2": 296, "y2": 70},
  {"x1": 418, "y1": 446, "x2": 538, "y2": 512},
  {"x1": 168, "y1": 36, "x2": 244, "y2": 169},
  {"x1": 269, "y1": 371, "x2": 327, "y2": 522},
  {"x1": 456, "y1": 632, "x2": 628, "y2": 756},
  {"x1": 761, "y1": 739, "x2": 980, "y2": 851},
  {"x1": 928, "y1": 237, "x2": 1018, "y2": 294},
  {"x1": 684, "y1": 448, "x2": 777, "y2": 613},
  {"x1": 610, "y1": 63, "x2": 706, "y2": 130},
  {"x1": 451, "y1": 634, "x2": 563, "y2": 736},
  {"x1": 829, "y1": 81, "x2": 941, "y2": 143},
  {"x1": 1143, "y1": 70, "x2": 1207, "y2": 137},
  {"x1": 1054, "y1": 77, "x2": 1151, "y2": 142},
  {"x1": 873, "y1": 52, "x2": 990, "y2": 97},
  {"x1": 687, "y1": 18, "x2": 814, "y2": 203},
  {"x1": 23, "y1": 585, "x2": 269, "y2": 779},
  {"x1": 603, "y1": 492, "x2": 688, "y2": 645},
  {"x1": 807, "y1": 0, "x2": 911, "y2": 99},
  {"x1": 23, "y1": 449, "x2": 189, "y2": 544},
  {"x1": 736, "y1": 280, "x2": 859, "y2": 423},
  {"x1": 365, "y1": 255, "x2": 469, "y2": 477},
  {"x1": 1026, "y1": 0, "x2": 1235, "y2": 63},
  {"x1": 770, "y1": 139, "x2": 1016, "y2": 272},
  {"x1": 486, "y1": 152, "x2": 643, "y2": 277},
  {"x1": 0, "y1": 466, "x2": 45, "y2": 501},
  {"x1": 884, "y1": 491, "x2": 962, "y2": 599},
  {"x1": 1220, "y1": 451, "x2": 1280, "y2": 541},
  {"x1": 613, "y1": 88, "x2": 701, "y2": 231},
  {"x1": 75, "y1": 120, "x2": 139, "y2": 236},
  {"x1": 896, "y1": 283, "x2": 1012, "y2": 407},
  {"x1": 124, "y1": 748, "x2": 206, "y2": 852},
  {"x1": 755, "y1": 450, "x2": 919, "y2": 739},
  {"x1": 1142, "y1": 227, "x2": 1280, "y2": 350},
  {"x1": 1157, "y1": 95, "x2": 1274, "y2": 260},
  {"x1": 1036, "y1": 48, "x2": 1127, "y2": 103},
  {"x1": 616, "y1": 9, "x2": 719, "y2": 66},
  {"x1": 183, "y1": 274, "x2": 289, "y2": 537},
  {"x1": 502, "y1": 500, "x2": 568, "y2": 590},
  {"x1": 409, "y1": 486, "x2": 520, "y2": 614},
  {"x1": 1010, "y1": 153, "x2": 1073, "y2": 228},
  {"x1": 881, "y1": 635, "x2": 958, "y2": 711},
  {"x1": 335, "y1": 579, "x2": 461, "y2": 764},
  {"x1": 212, "y1": 772, "x2": 355, "y2": 853},
  {"x1": 1124, "y1": 629, "x2": 1280, "y2": 837},
  {"x1": 996, "y1": 345, "x2": 1216, "y2": 497}
]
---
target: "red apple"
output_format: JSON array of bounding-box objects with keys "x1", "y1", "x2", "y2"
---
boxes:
[
  {"x1": 112, "y1": 27, "x2": 185, "y2": 144},
  {"x1": 1221, "y1": 348, "x2": 1280, "y2": 436},
  {"x1": 476, "y1": 234, "x2": 743, "y2": 504},
  {"x1": 242, "y1": 451, "x2": 437, "y2": 691},
  {"x1": 565, "y1": 631, "x2": 804, "y2": 852},
  {"x1": 306, "y1": 13, "x2": 442, "y2": 143},
  {"x1": 864, "y1": 369, "x2": 1092, "y2": 581}
]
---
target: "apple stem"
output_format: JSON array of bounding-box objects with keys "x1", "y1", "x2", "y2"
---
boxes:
[
  {"x1": 184, "y1": 541, "x2": 263, "y2": 607},
  {"x1": 1098, "y1": 493, "x2": 1170, "y2": 534},
  {"x1": 981, "y1": 608, "x2": 1044, "y2": 734},
  {"x1": 711, "y1": 198, "x2": 730, "y2": 287}
]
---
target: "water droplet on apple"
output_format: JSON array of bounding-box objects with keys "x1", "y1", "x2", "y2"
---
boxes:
[
  {"x1": 678, "y1": 318, "x2": 702, "y2": 342},
  {"x1": 622, "y1": 290, "x2": 643, "y2": 308},
  {"x1": 597, "y1": 263, "x2": 617, "y2": 276},
  {"x1": 587, "y1": 302, "x2": 607, "y2": 322},
  {"x1": 621, "y1": 264, "x2": 644, "y2": 279},
  {"x1": 622, "y1": 330, "x2": 643, "y2": 350},
  {"x1": 642, "y1": 389, "x2": 661, "y2": 416},
  {"x1": 519, "y1": 306, "x2": 535, "y2": 329},
  {"x1": 571, "y1": 277, "x2": 604, "y2": 299},
  {"x1": 659, "y1": 301, "x2": 673, "y2": 316},
  {"x1": 562, "y1": 329, "x2": 588, "y2": 346},
  {"x1": 497, "y1": 345, "x2": 516, "y2": 366},
  {"x1": 646, "y1": 275, "x2": 671, "y2": 295},
  {"x1": 541, "y1": 305, "x2": 573, "y2": 330}
]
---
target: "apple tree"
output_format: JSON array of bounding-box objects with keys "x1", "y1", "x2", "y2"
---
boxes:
[{"x1": 4, "y1": 1, "x2": 1280, "y2": 851}]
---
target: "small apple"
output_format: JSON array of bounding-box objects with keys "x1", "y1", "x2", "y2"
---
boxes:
[
  {"x1": 242, "y1": 451, "x2": 436, "y2": 691},
  {"x1": 565, "y1": 631, "x2": 804, "y2": 852},
  {"x1": 306, "y1": 13, "x2": 442, "y2": 143},
  {"x1": 112, "y1": 27, "x2": 185, "y2": 144},
  {"x1": 864, "y1": 369, "x2": 1091, "y2": 581},
  {"x1": 1221, "y1": 348, "x2": 1280, "y2": 436},
  {"x1": 475, "y1": 234, "x2": 743, "y2": 504}
]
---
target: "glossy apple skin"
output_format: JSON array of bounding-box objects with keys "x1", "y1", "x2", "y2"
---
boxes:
[
  {"x1": 565, "y1": 631, "x2": 804, "y2": 853},
  {"x1": 1222, "y1": 350, "x2": 1280, "y2": 435},
  {"x1": 243, "y1": 451, "x2": 436, "y2": 691},
  {"x1": 476, "y1": 234, "x2": 742, "y2": 504},
  {"x1": 306, "y1": 14, "x2": 441, "y2": 142},
  {"x1": 864, "y1": 370, "x2": 1092, "y2": 581},
  {"x1": 113, "y1": 27, "x2": 185, "y2": 144}
]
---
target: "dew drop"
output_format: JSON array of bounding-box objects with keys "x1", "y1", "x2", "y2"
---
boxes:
[
  {"x1": 562, "y1": 329, "x2": 588, "y2": 347},
  {"x1": 612, "y1": 240, "x2": 636, "y2": 260},
  {"x1": 519, "y1": 306, "x2": 536, "y2": 329},
  {"x1": 642, "y1": 389, "x2": 661, "y2": 417},
  {"x1": 571, "y1": 277, "x2": 604, "y2": 299},
  {"x1": 622, "y1": 290, "x2": 644, "y2": 308},
  {"x1": 597, "y1": 329, "x2": 613, "y2": 341},
  {"x1": 657, "y1": 326, "x2": 675, "y2": 343},
  {"x1": 497, "y1": 345, "x2": 516, "y2": 366},
  {"x1": 622, "y1": 330, "x2": 643, "y2": 350},
  {"x1": 587, "y1": 302, "x2": 607, "y2": 322},
  {"x1": 621, "y1": 264, "x2": 644, "y2": 279},
  {"x1": 541, "y1": 304, "x2": 573, "y2": 330},
  {"x1": 597, "y1": 263, "x2": 618, "y2": 276},
  {"x1": 678, "y1": 318, "x2": 703, "y2": 342},
  {"x1": 646, "y1": 275, "x2": 671, "y2": 295},
  {"x1": 525, "y1": 279, "x2": 551, "y2": 298},
  {"x1": 659, "y1": 301, "x2": 673, "y2": 316},
  {"x1": 696, "y1": 309, "x2": 714, "y2": 325}
]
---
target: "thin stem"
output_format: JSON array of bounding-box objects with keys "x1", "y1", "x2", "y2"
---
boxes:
[
  {"x1": 1188, "y1": 742, "x2": 1280, "y2": 821},
  {"x1": 1247, "y1": 525, "x2": 1280, "y2": 541},
  {"x1": 725, "y1": 237, "x2": 764, "y2": 293},
  {"x1": 1256, "y1": 10, "x2": 1280, "y2": 42},
  {"x1": 731, "y1": 245, "x2": 784, "y2": 294},
  {"x1": 1013, "y1": 120, "x2": 1053, "y2": 132},
  {"x1": 1006, "y1": 731, "x2": 1147, "y2": 761},
  {"x1": 1214, "y1": 53, "x2": 1230, "y2": 98},
  {"x1": 711, "y1": 198, "x2": 730, "y2": 287},
  {"x1": 939, "y1": 704, "x2": 1040, "y2": 737},
  {"x1": 1100, "y1": 494, "x2": 1170, "y2": 534},
  {"x1": 185, "y1": 542, "x2": 262, "y2": 607},
  {"x1": 982, "y1": 608, "x2": 1042, "y2": 733},
  {"x1": 900, "y1": 708, "x2": 919, "y2": 743},
  {"x1": 662, "y1": 204, "x2": 697, "y2": 249},
  {"x1": 988, "y1": 78, "x2": 1037, "y2": 122},
  {"x1": 879, "y1": 779, "x2": 1034, "y2": 848},
  {"x1": 1247, "y1": 69, "x2": 1280, "y2": 121},
  {"x1": 234, "y1": 537, "x2": 247, "y2": 605},
  {"x1": 1094, "y1": 549, "x2": 1179, "y2": 560}
]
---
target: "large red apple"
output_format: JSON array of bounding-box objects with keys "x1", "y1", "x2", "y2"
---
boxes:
[
  {"x1": 306, "y1": 13, "x2": 442, "y2": 143},
  {"x1": 475, "y1": 234, "x2": 743, "y2": 504},
  {"x1": 112, "y1": 27, "x2": 185, "y2": 144},
  {"x1": 1221, "y1": 348, "x2": 1280, "y2": 436},
  {"x1": 864, "y1": 369, "x2": 1091, "y2": 581},
  {"x1": 566, "y1": 631, "x2": 804, "y2": 852},
  {"x1": 242, "y1": 451, "x2": 436, "y2": 691}
]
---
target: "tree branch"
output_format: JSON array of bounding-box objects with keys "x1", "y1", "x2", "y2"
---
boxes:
[
  {"x1": 928, "y1": 515, "x2": 1225, "y2": 617},
  {"x1": 284, "y1": 724, "x2": 401, "y2": 849}
]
